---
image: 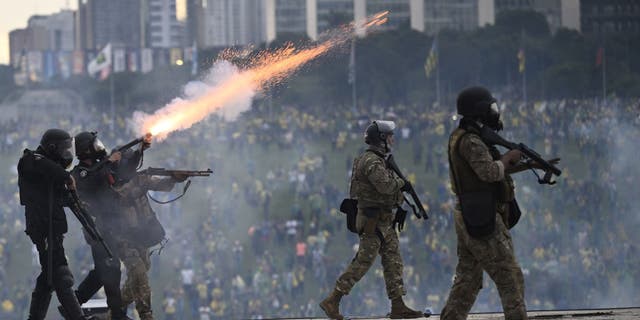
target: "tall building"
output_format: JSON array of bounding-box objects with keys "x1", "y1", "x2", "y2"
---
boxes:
[
  {"x1": 580, "y1": 0, "x2": 639, "y2": 35},
  {"x1": 76, "y1": 0, "x2": 143, "y2": 50},
  {"x1": 317, "y1": 0, "x2": 354, "y2": 34},
  {"x1": 275, "y1": 0, "x2": 308, "y2": 36},
  {"x1": 9, "y1": 10, "x2": 75, "y2": 66},
  {"x1": 494, "y1": 0, "x2": 580, "y2": 32},
  {"x1": 365, "y1": 0, "x2": 411, "y2": 31},
  {"x1": 196, "y1": 0, "x2": 265, "y2": 47},
  {"x1": 147, "y1": 0, "x2": 184, "y2": 48},
  {"x1": 417, "y1": 0, "x2": 481, "y2": 35}
]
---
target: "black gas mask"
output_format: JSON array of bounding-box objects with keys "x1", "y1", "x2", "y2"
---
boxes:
[
  {"x1": 40, "y1": 129, "x2": 75, "y2": 169},
  {"x1": 480, "y1": 102, "x2": 503, "y2": 131},
  {"x1": 75, "y1": 131, "x2": 107, "y2": 162}
]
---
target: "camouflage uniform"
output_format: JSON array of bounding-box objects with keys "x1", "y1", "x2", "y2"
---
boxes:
[
  {"x1": 442, "y1": 127, "x2": 527, "y2": 320},
  {"x1": 111, "y1": 174, "x2": 178, "y2": 320},
  {"x1": 334, "y1": 144, "x2": 406, "y2": 299}
]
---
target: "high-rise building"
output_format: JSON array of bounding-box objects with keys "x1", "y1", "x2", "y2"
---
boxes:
[
  {"x1": 275, "y1": 0, "x2": 308, "y2": 36},
  {"x1": 580, "y1": 0, "x2": 639, "y2": 35},
  {"x1": 76, "y1": 0, "x2": 143, "y2": 50},
  {"x1": 317, "y1": 0, "x2": 354, "y2": 34},
  {"x1": 9, "y1": 10, "x2": 75, "y2": 66},
  {"x1": 365, "y1": 0, "x2": 411, "y2": 31},
  {"x1": 494, "y1": 0, "x2": 580, "y2": 32},
  {"x1": 196, "y1": 0, "x2": 265, "y2": 47},
  {"x1": 418, "y1": 0, "x2": 481, "y2": 35},
  {"x1": 147, "y1": 0, "x2": 184, "y2": 48}
]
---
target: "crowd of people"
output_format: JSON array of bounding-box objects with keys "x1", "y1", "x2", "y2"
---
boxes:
[{"x1": 0, "y1": 92, "x2": 639, "y2": 319}]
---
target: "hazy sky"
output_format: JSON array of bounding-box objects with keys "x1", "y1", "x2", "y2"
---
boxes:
[{"x1": 0, "y1": 0, "x2": 76, "y2": 65}]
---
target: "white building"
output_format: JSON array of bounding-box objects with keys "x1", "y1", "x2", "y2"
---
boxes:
[{"x1": 147, "y1": 0, "x2": 184, "y2": 48}]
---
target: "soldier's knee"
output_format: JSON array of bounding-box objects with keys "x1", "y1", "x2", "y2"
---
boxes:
[{"x1": 53, "y1": 265, "x2": 75, "y2": 289}]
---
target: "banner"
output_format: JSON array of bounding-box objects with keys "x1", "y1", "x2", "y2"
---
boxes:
[
  {"x1": 72, "y1": 50, "x2": 85, "y2": 75},
  {"x1": 141, "y1": 48, "x2": 153, "y2": 73},
  {"x1": 113, "y1": 48, "x2": 126, "y2": 72},
  {"x1": 128, "y1": 50, "x2": 139, "y2": 72}
]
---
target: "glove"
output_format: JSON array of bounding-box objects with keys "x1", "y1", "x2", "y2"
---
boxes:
[
  {"x1": 400, "y1": 181, "x2": 411, "y2": 193},
  {"x1": 393, "y1": 207, "x2": 408, "y2": 232}
]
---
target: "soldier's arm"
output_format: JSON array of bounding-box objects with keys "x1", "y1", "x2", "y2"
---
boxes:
[
  {"x1": 35, "y1": 156, "x2": 72, "y2": 186},
  {"x1": 459, "y1": 134, "x2": 504, "y2": 182},
  {"x1": 364, "y1": 157, "x2": 405, "y2": 195}
]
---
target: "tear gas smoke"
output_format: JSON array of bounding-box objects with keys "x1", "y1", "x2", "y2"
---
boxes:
[{"x1": 130, "y1": 11, "x2": 389, "y2": 141}]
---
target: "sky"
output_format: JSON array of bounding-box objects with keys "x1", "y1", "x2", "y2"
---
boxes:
[{"x1": 0, "y1": 0, "x2": 76, "y2": 65}]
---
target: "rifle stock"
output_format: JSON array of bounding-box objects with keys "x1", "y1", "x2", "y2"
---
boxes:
[{"x1": 386, "y1": 154, "x2": 429, "y2": 220}]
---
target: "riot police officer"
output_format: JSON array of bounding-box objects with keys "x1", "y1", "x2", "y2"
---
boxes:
[
  {"x1": 68, "y1": 131, "x2": 132, "y2": 320},
  {"x1": 18, "y1": 129, "x2": 94, "y2": 320},
  {"x1": 320, "y1": 121, "x2": 425, "y2": 319}
]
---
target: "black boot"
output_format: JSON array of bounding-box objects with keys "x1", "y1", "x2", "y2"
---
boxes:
[
  {"x1": 389, "y1": 297, "x2": 425, "y2": 319},
  {"x1": 57, "y1": 287, "x2": 88, "y2": 320},
  {"x1": 28, "y1": 290, "x2": 52, "y2": 320}
]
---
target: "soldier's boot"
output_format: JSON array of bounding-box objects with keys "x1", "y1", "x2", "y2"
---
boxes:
[
  {"x1": 57, "y1": 287, "x2": 91, "y2": 320},
  {"x1": 28, "y1": 290, "x2": 52, "y2": 320},
  {"x1": 389, "y1": 297, "x2": 425, "y2": 319},
  {"x1": 58, "y1": 290, "x2": 83, "y2": 319},
  {"x1": 319, "y1": 289, "x2": 344, "y2": 320}
]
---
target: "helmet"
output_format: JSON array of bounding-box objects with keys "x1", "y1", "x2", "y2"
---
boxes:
[
  {"x1": 456, "y1": 86, "x2": 502, "y2": 131},
  {"x1": 364, "y1": 120, "x2": 396, "y2": 146},
  {"x1": 40, "y1": 128, "x2": 74, "y2": 168},
  {"x1": 74, "y1": 131, "x2": 107, "y2": 161}
]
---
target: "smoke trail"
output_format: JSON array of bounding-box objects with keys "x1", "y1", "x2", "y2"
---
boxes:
[{"x1": 128, "y1": 12, "x2": 389, "y2": 141}]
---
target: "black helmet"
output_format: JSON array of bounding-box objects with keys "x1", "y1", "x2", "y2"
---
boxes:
[
  {"x1": 364, "y1": 120, "x2": 395, "y2": 148},
  {"x1": 39, "y1": 128, "x2": 74, "y2": 168},
  {"x1": 74, "y1": 131, "x2": 107, "y2": 161},
  {"x1": 456, "y1": 86, "x2": 503, "y2": 131}
]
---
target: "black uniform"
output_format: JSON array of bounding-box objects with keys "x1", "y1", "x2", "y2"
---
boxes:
[
  {"x1": 18, "y1": 147, "x2": 89, "y2": 320},
  {"x1": 71, "y1": 160, "x2": 127, "y2": 319}
]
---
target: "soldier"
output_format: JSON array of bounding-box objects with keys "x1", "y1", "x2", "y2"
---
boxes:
[
  {"x1": 442, "y1": 86, "x2": 555, "y2": 320},
  {"x1": 320, "y1": 121, "x2": 425, "y2": 320},
  {"x1": 17, "y1": 129, "x2": 95, "y2": 320},
  {"x1": 111, "y1": 156, "x2": 187, "y2": 320},
  {"x1": 66, "y1": 131, "x2": 132, "y2": 320}
]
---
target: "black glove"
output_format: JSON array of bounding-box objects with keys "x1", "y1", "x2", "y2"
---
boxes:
[
  {"x1": 400, "y1": 181, "x2": 412, "y2": 193},
  {"x1": 393, "y1": 207, "x2": 408, "y2": 232}
]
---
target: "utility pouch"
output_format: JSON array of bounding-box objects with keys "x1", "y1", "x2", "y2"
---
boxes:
[
  {"x1": 459, "y1": 191, "x2": 496, "y2": 238},
  {"x1": 361, "y1": 207, "x2": 380, "y2": 235},
  {"x1": 340, "y1": 198, "x2": 358, "y2": 234},
  {"x1": 507, "y1": 199, "x2": 522, "y2": 229}
]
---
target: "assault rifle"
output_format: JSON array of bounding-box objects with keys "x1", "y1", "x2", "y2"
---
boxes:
[
  {"x1": 386, "y1": 154, "x2": 429, "y2": 220},
  {"x1": 66, "y1": 190, "x2": 113, "y2": 258},
  {"x1": 479, "y1": 125, "x2": 562, "y2": 185}
]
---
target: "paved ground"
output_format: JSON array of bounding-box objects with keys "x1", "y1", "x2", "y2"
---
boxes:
[{"x1": 268, "y1": 307, "x2": 640, "y2": 320}]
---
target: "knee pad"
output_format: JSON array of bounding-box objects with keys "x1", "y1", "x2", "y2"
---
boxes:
[{"x1": 53, "y1": 265, "x2": 75, "y2": 289}]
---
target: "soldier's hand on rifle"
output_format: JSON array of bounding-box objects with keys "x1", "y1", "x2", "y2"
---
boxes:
[
  {"x1": 108, "y1": 151, "x2": 122, "y2": 163},
  {"x1": 66, "y1": 176, "x2": 76, "y2": 191},
  {"x1": 400, "y1": 181, "x2": 411, "y2": 193},
  {"x1": 501, "y1": 149, "x2": 523, "y2": 167},
  {"x1": 142, "y1": 133, "x2": 152, "y2": 151},
  {"x1": 172, "y1": 173, "x2": 189, "y2": 182}
]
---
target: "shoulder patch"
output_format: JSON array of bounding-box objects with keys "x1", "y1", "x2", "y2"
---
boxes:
[{"x1": 79, "y1": 170, "x2": 88, "y2": 178}]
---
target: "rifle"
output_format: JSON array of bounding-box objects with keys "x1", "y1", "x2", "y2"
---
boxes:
[
  {"x1": 66, "y1": 190, "x2": 113, "y2": 258},
  {"x1": 479, "y1": 125, "x2": 562, "y2": 185},
  {"x1": 139, "y1": 167, "x2": 213, "y2": 204},
  {"x1": 140, "y1": 167, "x2": 213, "y2": 177},
  {"x1": 386, "y1": 154, "x2": 429, "y2": 220}
]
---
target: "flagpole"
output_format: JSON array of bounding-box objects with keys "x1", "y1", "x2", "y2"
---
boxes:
[
  {"x1": 351, "y1": 38, "x2": 357, "y2": 113},
  {"x1": 602, "y1": 46, "x2": 606, "y2": 105},
  {"x1": 523, "y1": 61, "x2": 527, "y2": 106},
  {"x1": 435, "y1": 35, "x2": 440, "y2": 106},
  {"x1": 109, "y1": 71, "x2": 115, "y2": 131}
]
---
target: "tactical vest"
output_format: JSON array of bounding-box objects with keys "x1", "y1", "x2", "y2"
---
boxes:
[{"x1": 349, "y1": 150, "x2": 401, "y2": 209}]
